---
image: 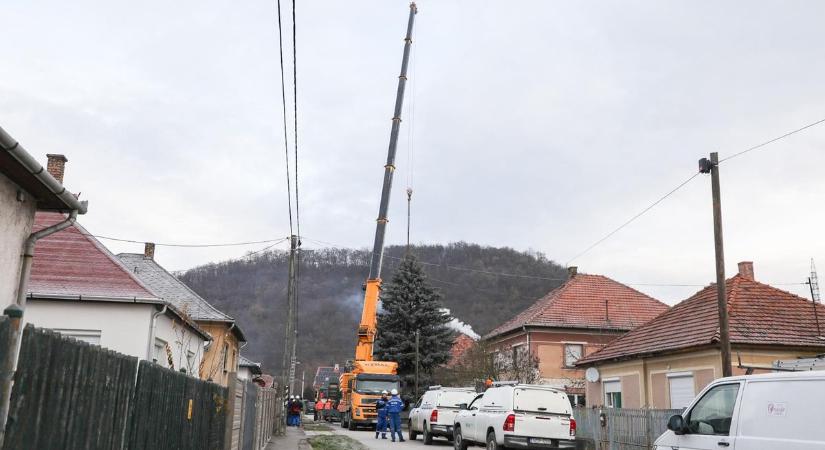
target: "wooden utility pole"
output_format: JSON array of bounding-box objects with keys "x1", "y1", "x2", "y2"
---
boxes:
[
  {"x1": 700, "y1": 152, "x2": 732, "y2": 377},
  {"x1": 282, "y1": 235, "x2": 299, "y2": 394}
]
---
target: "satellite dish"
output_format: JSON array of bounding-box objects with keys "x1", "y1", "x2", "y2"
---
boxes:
[{"x1": 585, "y1": 367, "x2": 600, "y2": 383}]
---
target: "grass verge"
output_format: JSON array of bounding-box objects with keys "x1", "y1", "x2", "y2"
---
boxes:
[
  {"x1": 307, "y1": 435, "x2": 369, "y2": 450},
  {"x1": 303, "y1": 422, "x2": 334, "y2": 432}
]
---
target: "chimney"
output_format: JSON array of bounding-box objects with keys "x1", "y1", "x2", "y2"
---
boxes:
[
  {"x1": 144, "y1": 242, "x2": 156, "y2": 260},
  {"x1": 737, "y1": 261, "x2": 754, "y2": 281},
  {"x1": 46, "y1": 154, "x2": 68, "y2": 184},
  {"x1": 567, "y1": 266, "x2": 578, "y2": 279}
]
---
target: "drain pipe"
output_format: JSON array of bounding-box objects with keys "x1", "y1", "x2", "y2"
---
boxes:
[
  {"x1": 0, "y1": 209, "x2": 81, "y2": 446},
  {"x1": 147, "y1": 305, "x2": 168, "y2": 361}
]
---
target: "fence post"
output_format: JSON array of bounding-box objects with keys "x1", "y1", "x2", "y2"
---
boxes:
[{"x1": 223, "y1": 372, "x2": 238, "y2": 450}]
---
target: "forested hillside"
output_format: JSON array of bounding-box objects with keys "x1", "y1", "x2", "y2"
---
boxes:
[{"x1": 178, "y1": 243, "x2": 567, "y2": 378}]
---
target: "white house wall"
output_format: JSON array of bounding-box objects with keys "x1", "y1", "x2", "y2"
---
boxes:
[
  {"x1": 25, "y1": 300, "x2": 153, "y2": 358},
  {"x1": 153, "y1": 312, "x2": 205, "y2": 376},
  {"x1": 0, "y1": 172, "x2": 36, "y2": 307}
]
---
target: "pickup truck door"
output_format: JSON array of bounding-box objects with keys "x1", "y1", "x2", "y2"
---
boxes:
[{"x1": 463, "y1": 395, "x2": 483, "y2": 442}]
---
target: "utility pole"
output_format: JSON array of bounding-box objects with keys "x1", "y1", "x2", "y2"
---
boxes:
[
  {"x1": 301, "y1": 369, "x2": 306, "y2": 398},
  {"x1": 406, "y1": 187, "x2": 413, "y2": 256},
  {"x1": 281, "y1": 235, "x2": 299, "y2": 395},
  {"x1": 699, "y1": 152, "x2": 732, "y2": 377},
  {"x1": 414, "y1": 329, "x2": 420, "y2": 398}
]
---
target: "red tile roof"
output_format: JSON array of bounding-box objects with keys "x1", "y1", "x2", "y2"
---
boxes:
[
  {"x1": 485, "y1": 273, "x2": 669, "y2": 339},
  {"x1": 577, "y1": 273, "x2": 825, "y2": 365},
  {"x1": 28, "y1": 212, "x2": 158, "y2": 299}
]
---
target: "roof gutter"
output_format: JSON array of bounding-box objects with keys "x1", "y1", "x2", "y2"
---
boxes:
[
  {"x1": 2, "y1": 207, "x2": 87, "y2": 446},
  {"x1": 0, "y1": 126, "x2": 88, "y2": 214},
  {"x1": 147, "y1": 304, "x2": 168, "y2": 361}
]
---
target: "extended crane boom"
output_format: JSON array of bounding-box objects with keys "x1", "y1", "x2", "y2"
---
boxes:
[{"x1": 355, "y1": 2, "x2": 417, "y2": 363}]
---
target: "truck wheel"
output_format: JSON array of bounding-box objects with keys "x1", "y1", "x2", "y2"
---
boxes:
[
  {"x1": 408, "y1": 420, "x2": 418, "y2": 441},
  {"x1": 454, "y1": 427, "x2": 469, "y2": 450},
  {"x1": 348, "y1": 416, "x2": 356, "y2": 430},
  {"x1": 423, "y1": 423, "x2": 433, "y2": 445},
  {"x1": 486, "y1": 431, "x2": 500, "y2": 450}
]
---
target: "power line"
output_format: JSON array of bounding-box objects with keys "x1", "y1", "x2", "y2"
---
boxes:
[
  {"x1": 63, "y1": 228, "x2": 290, "y2": 248},
  {"x1": 276, "y1": 0, "x2": 294, "y2": 236},
  {"x1": 291, "y1": 0, "x2": 300, "y2": 241},
  {"x1": 565, "y1": 171, "x2": 702, "y2": 266},
  {"x1": 719, "y1": 116, "x2": 825, "y2": 163}
]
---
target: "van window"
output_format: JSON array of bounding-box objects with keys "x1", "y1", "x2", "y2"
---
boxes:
[
  {"x1": 686, "y1": 383, "x2": 740, "y2": 436},
  {"x1": 513, "y1": 388, "x2": 571, "y2": 414},
  {"x1": 737, "y1": 379, "x2": 825, "y2": 442}
]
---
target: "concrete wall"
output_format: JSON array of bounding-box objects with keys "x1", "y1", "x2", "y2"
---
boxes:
[
  {"x1": 199, "y1": 322, "x2": 239, "y2": 385},
  {"x1": 25, "y1": 300, "x2": 153, "y2": 358},
  {"x1": 0, "y1": 172, "x2": 36, "y2": 307}
]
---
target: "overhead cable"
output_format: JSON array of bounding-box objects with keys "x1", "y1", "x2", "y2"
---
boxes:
[
  {"x1": 719, "y1": 116, "x2": 825, "y2": 163},
  {"x1": 276, "y1": 0, "x2": 294, "y2": 236}
]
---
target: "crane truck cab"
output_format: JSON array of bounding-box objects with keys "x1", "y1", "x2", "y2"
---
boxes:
[{"x1": 338, "y1": 360, "x2": 400, "y2": 430}]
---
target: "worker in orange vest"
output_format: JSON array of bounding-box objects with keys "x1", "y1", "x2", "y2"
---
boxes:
[
  {"x1": 314, "y1": 398, "x2": 324, "y2": 421},
  {"x1": 323, "y1": 398, "x2": 333, "y2": 422}
]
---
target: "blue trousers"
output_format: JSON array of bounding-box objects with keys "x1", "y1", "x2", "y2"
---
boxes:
[
  {"x1": 388, "y1": 413, "x2": 403, "y2": 441},
  {"x1": 376, "y1": 413, "x2": 388, "y2": 435}
]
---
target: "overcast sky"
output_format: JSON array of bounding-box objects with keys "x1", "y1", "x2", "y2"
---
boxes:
[{"x1": 4, "y1": 0, "x2": 825, "y2": 305}]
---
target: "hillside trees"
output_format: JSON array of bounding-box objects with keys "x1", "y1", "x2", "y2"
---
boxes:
[{"x1": 374, "y1": 255, "x2": 454, "y2": 394}]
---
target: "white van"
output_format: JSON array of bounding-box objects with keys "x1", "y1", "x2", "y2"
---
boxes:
[
  {"x1": 654, "y1": 370, "x2": 825, "y2": 450},
  {"x1": 408, "y1": 386, "x2": 477, "y2": 444},
  {"x1": 453, "y1": 383, "x2": 575, "y2": 450}
]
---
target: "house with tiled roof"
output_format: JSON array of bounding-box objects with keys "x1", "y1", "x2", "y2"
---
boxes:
[
  {"x1": 1, "y1": 128, "x2": 87, "y2": 310},
  {"x1": 238, "y1": 355, "x2": 263, "y2": 382},
  {"x1": 575, "y1": 261, "x2": 825, "y2": 409},
  {"x1": 25, "y1": 212, "x2": 211, "y2": 374},
  {"x1": 484, "y1": 267, "x2": 669, "y2": 404},
  {"x1": 119, "y1": 245, "x2": 246, "y2": 386}
]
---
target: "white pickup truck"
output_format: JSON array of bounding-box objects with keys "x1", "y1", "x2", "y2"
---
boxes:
[
  {"x1": 408, "y1": 386, "x2": 478, "y2": 444},
  {"x1": 453, "y1": 384, "x2": 576, "y2": 450}
]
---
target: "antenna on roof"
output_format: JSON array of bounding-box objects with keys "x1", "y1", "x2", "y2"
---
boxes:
[{"x1": 807, "y1": 258, "x2": 822, "y2": 338}]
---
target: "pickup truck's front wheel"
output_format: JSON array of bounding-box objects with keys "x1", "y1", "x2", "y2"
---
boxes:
[
  {"x1": 486, "y1": 431, "x2": 501, "y2": 450},
  {"x1": 453, "y1": 426, "x2": 468, "y2": 450}
]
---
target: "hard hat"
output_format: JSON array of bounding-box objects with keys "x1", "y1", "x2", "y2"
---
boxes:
[
  {"x1": 391, "y1": 389, "x2": 398, "y2": 395},
  {"x1": 381, "y1": 390, "x2": 388, "y2": 394}
]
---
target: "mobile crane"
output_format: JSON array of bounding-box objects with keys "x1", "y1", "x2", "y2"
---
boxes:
[{"x1": 338, "y1": 2, "x2": 418, "y2": 431}]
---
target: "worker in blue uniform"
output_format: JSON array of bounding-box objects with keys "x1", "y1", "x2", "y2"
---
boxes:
[
  {"x1": 387, "y1": 389, "x2": 405, "y2": 442},
  {"x1": 375, "y1": 390, "x2": 389, "y2": 439}
]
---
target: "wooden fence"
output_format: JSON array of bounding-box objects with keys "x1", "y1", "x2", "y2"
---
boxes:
[
  {"x1": 573, "y1": 407, "x2": 683, "y2": 450},
  {"x1": 224, "y1": 374, "x2": 284, "y2": 450},
  {"x1": 3, "y1": 325, "x2": 139, "y2": 450},
  {"x1": 2, "y1": 324, "x2": 228, "y2": 450},
  {"x1": 126, "y1": 361, "x2": 227, "y2": 450}
]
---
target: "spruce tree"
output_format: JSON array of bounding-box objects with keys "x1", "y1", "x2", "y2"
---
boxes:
[{"x1": 375, "y1": 255, "x2": 454, "y2": 395}]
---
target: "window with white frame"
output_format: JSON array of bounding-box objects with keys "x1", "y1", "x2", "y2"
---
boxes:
[
  {"x1": 186, "y1": 351, "x2": 196, "y2": 374},
  {"x1": 604, "y1": 379, "x2": 622, "y2": 408},
  {"x1": 564, "y1": 344, "x2": 584, "y2": 367},
  {"x1": 154, "y1": 338, "x2": 168, "y2": 367},
  {"x1": 52, "y1": 329, "x2": 101, "y2": 345},
  {"x1": 668, "y1": 372, "x2": 695, "y2": 409}
]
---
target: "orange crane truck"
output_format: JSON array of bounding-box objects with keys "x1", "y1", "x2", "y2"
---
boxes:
[{"x1": 337, "y1": 2, "x2": 417, "y2": 431}]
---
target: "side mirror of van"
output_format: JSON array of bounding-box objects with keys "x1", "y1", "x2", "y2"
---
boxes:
[
  {"x1": 667, "y1": 415, "x2": 687, "y2": 435},
  {"x1": 458, "y1": 403, "x2": 468, "y2": 410}
]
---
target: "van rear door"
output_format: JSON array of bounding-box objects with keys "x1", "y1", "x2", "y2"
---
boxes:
[{"x1": 512, "y1": 388, "x2": 573, "y2": 441}]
